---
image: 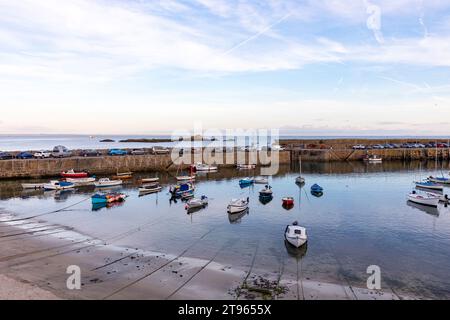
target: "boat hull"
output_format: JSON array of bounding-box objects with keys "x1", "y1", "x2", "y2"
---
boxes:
[
  {"x1": 407, "y1": 194, "x2": 439, "y2": 207},
  {"x1": 21, "y1": 183, "x2": 44, "y2": 189},
  {"x1": 94, "y1": 180, "x2": 123, "y2": 188},
  {"x1": 61, "y1": 172, "x2": 88, "y2": 178},
  {"x1": 285, "y1": 234, "x2": 307, "y2": 248}
]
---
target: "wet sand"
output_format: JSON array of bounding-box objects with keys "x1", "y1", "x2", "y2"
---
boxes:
[{"x1": 0, "y1": 210, "x2": 410, "y2": 300}]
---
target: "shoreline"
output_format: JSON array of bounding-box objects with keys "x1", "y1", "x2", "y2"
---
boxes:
[{"x1": 0, "y1": 211, "x2": 410, "y2": 300}]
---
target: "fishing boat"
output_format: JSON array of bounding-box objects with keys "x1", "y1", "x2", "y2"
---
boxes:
[
  {"x1": 185, "y1": 196, "x2": 208, "y2": 211},
  {"x1": 259, "y1": 185, "x2": 273, "y2": 196},
  {"x1": 194, "y1": 163, "x2": 218, "y2": 172},
  {"x1": 311, "y1": 184, "x2": 323, "y2": 193},
  {"x1": 43, "y1": 180, "x2": 75, "y2": 191},
  {"x1": 415, "y1": 180, "x2": 444, "y2": 191},
  {"x1": 176, "y1": 175, "x2": 196, "y2": 182},
  {"x1": 227, "y1": 197, "x2": 249, "y2": 214},
  {"x1": 428, "y1": 176, "x2": 450, "y2": 185},
  {"x1": 61, "y1": 169, "x2": 89, "y2": 178},
  {"x1": 259, "y1": 194, "x2": 273, "y2": 205},
  {"x1": 138, "y1": 184, "x2": 162, "y2": 195},
  {"x1": 254, "y1": 177, "x2": 268, "y2": 184},
  {"x1": 295, "y1": 156, "x2": 305, "y2": 185},
  {"x1": 141, "y1": 177, "x2": 159, "y2": 183},
  {"x1": 237, "y1": 164, "x2": 256, "y2": 170},
  {"x1": 21, "y1": 183, "x2": 44, "y2": 190},
  {"x1": 91, "y1": 193, "x2": 127, "y2": 204},
  {"x1": 170, "y1": 182, "x2": 195, "y2": 197},
  {"x1": 407, "y1": 191, "x2": 440, "y2": 207},
  {"x1": 239, "y1": 177, "x2": 254, "y2": 187},
  {"x1": 282, "y1": 197, "x2": 294, "y2": 206},
  {"x1": 94, "y1": 178, "x2": 123, "y2": 188},
  {"x1": 285, "y1": 221, "x2": 307, "y2": 248},
  {"x1": 65, "y1": 177, "x2": 96, "y2": 186},
  {"x1": 363, "y1": 154, "x2": 383, "y2": 163},
  {"x1": 112, "y1": 172, "x2": 133, "y2": 180}
]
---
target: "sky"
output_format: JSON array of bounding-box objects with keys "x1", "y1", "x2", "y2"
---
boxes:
[{"x1": 1, "y1": 0, "x2": 450, "y2": 135}]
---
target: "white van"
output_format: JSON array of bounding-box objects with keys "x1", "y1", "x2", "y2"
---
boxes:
[{"x1": 51, "y1": 145, "x2": 72, "y2": 158}]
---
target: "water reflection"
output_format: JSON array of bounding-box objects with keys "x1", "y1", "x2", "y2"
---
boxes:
[
  {"x1": 228, "y1": 208, "x2": 249, "y2": 224},
  {"x1": 407, "y1": 200, "x2": 440, "y2": 216},
  {"x1": 311, "y1": 191, "x2": 324, "y2": 198},
  {"x1": 284, "y1": 240, "x2": 308, "y2": 259},
  {"x1": 259, "y1": 195, "x2": 273, "y2": 205}
]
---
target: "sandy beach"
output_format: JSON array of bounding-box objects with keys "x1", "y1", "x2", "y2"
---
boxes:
[{"x1": 0, "y1": 210, "x2": 409, "y2": 300}]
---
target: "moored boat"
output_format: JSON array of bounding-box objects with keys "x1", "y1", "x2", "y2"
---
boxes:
[
  {"x1": 363, "y1": 154, "x2": 383, "y2": 163},
  {"x1": 141, "y1": 177, "x2": 159, "y2": 183},
  {"x1": 91, "y1": 193, "x2": 127, "y2": 204},
  {"x1": 407, "y1": 191, "x2": 440, "y2": 207},
  {"x1": 239, "y1": 177, "x2": 254, "y2": 187},
  {"x1": 65, "y1": 177, "x2": 96, "y2": 186},
  {"x1": 138, "y1": 184, "x2": 162, "y2": 195},
  {"x1": 21, "y1": 183, "x2": 45, "y2": 190},
  {"x1": 194, "y1": 163, "x2": 218, "y2": 172},
  {"x1": 295, "y1": 176, "x2": 305, "y2": 185},
  {"x1": 259, "y1": 185, "x2": 273, "y2": 196},
  {"x1": 170, "y1": 182, "x2": 195, "y2": 197},
  {"x1": 282, "y1": 197, "x2": 294, "y2": 206},
  {"x1": 311, "y1": 184, "x2": 323, "y2": 193},
  {"x1": 43, "y1": 180, "x2": 75, "y2": 191},
  {"x1": 112, "y1": 172, "x2": 133, "y2": 180},
  {"x1": 415, "y1": 180, "x2": 444, "y2": 191},
  {"x1": 227, "y1": 197, "x2": 249, "y2": 214},
  {"x1": 94, "y1": 178, "x2": 123, "y2": 188},
  {"x1": 185, "y1": 196, "x2": 208, "y2": 211},
  {"x1": 428, "y1": 176, "x2": 450, "y2": 185},
  {"x1": 254, "y1": 177, "x2": 268, "y2": 184},
  {"x1": 285, "y1": 221, "x2": 307, "y2": 248},
  {"x1": 237, "y1": 164, "x2": 256, "y2": 170},
  {"x1": 61, "y1": 169, "x2": 89, "y2": 178},
  {"x1": 176, "y1": 175, "x2": 196, "y2": 182}
]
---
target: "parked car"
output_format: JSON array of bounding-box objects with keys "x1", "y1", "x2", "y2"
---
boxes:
[
  {"x1": 16, "y1": 152, "x2": 33, "y2": 159},
  {"x1": 130, "y1": 149, "x2": 145, "y2": 155},
  {"x1": 352, "y1": 144, "x2": 366, "y2": 150},
  {"x1": 372, "y1": 144, "x2": 384, "y2": 149},
  {"x1": 52, "y1": 145, "x2": 72, "y2": 158},
  {"x1": 80, "y1": 149, "x2": 101, "y2": 157},
  {"x1": 401, "y1": 143, "x2": 412, "y2": 148},
  {"x1": 391, "y1": 143, "x2": 401, "y2": 148},
  {"x1": 383, "y1": 144, "x2": 394, "y2": 149},
  {"x1": 437, "y1": 143, "x2": 448, "y2": 148},
  {"x1": 151, "y1": 146, "x2": 170, "y2": 155},
  {"x1": 0, "y1": 152, "x2": 13, "y2": 160},
  {"x1": 108, "y1": 149, "x2": 127, "y2": 156},
  {"x1": 34, "y1": 150, "x2": 52, "y2": 158}
]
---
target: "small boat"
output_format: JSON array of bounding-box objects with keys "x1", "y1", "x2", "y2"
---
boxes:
[
  {"x1": 259, "y1": 194, "x2": 273, "y2": 205},
  {"x1": 43, "y1": 180, "x2": 75, "y2": 191},
  {"x1": 424, "y1": 192, "x2": 449, "y2": 203},
  {"x1": 65, "y1": 177, "x2": 96, "y2": 186},
  {"x1": 185, "y1": 196, "x2": 208, "y2": 211},
  {"x1": 138, "y1": 184, "x2": 162, "y2": 195},
  {"x1": 254, "y1": 177, "x2": 268, "y2": 184},
  {"x1": 363, "y1": 154, "x2": 382, "y2": 163},
  {"x1": 227, "y1": 197, "x2": 249, "y2": 214},
  {"x1": 61, "y1": 169, "x2": 89, "y2": 178},
  {"x1": 94, "y1": 178, "x2": 123, "y2": 188},
  {"x1": 170, "y1": 182, "x2": 195, "y2": 197},
  {"x1": 407, "y1": 191, "x2": 440, "y2": 207},
  {"x1": 21, "y1": 183, "x2": 44, "y2": 190},
  {"x1": 239, "y1": 177, "x2": 254, "y2": 187},
  {"x1": 237, "y1": 164, "x2": 256, "y2": 170},
  {"x1": 176, "y1": 175, "x2": 196, "y2": 182},
  {"x1": 415, "y1": 180, "x2": 444, "y2": 191},
  {"x1": 259, "y1": 185, "x2": 273, "y2": 196},
  {"x1": 311, "y1": 184, "x2": 323, "y2": 193},
  {"x1": 295, "y1": 176, "x2": 305, "y2": 185},
  {"x1": 141, "y1": 177, "x2": 159, "y2": 183},
  {"x1": 282, "y1": 197, "x2": 294, "y2": 207},
  {"x1": 112, "y1": 172, "x2": 133, "y2": 180},
  {"x1": 285, "y1": 221, "x2": 307, "y2": 248},
  {"x1": 181, "y1": 191, "x2": 195, "y2": 200},
  {"x1": 194, "y1": 163, "x2": 218, "y2": 172},
  {"x1": 91, "y1": 193, "x2": 127, "y2": 204},
  {"x1": 428, "y1": 176, "x2": 450, "y2": 185}
]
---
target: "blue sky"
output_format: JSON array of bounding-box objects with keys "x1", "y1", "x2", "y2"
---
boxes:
[{"x1": 1, "y1": 0, "x2": 450, "y2": 135}]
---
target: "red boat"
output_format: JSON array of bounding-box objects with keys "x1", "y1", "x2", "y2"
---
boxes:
[
  {"x1": 61, "y1": 169, "x2": 89, "y2": 178},
  {"x1": 282, "y1": 197, "x2": 294, "y2": 207}
]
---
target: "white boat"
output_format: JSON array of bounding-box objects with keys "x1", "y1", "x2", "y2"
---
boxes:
[
  {"x1": 285, "y1": 222, "x2": 307, "y2": 248},
  {"x1": 21, "y1": 183, "x2": 45, "y2": 190},
  {"x1": 237, "y1": 164, "x2": 256, "y2": 170},
  {"x1": 185, "y1": 196, "x2": 208, "y2": 210},
  {"x1": 141, "y1": 177, "x2": 159, "y2": 183},
  {"x1": 195, "y1": 163, "x2": 218, "y2": 172},
  {"x1": 43, "y1": 180, "x2": 75, "y2": 191},
  {"x1": 94, "y1": 178, "x2": 123, "y2": 188},
  {"x1": 407, "y1": 191, "x2": 440, "y2": 207},
  {"x1": 254, "y1": 177, "x2": 268, "y2": 184},
  {"x1": 259, "y1": 185, "x2": 273, "y2": 196},
  {"x1": 227, "y1": 197, "x2": 249, "y2": 214},
  {"x1": 425, "y1": 192, "x2": 449, "y2": 203},
  {"x1": 65, "y1": 177, "x2": 96, "y2": 186},
  {"x1": 415, "y1": 180, "x2": 444, "y2": 191},
  {"x1": 139, "y1": 184, "x2": 162, "y2": 194},
  {"x1": 176, "y1": 175, "x2": 196, "y2": 181},
  {"x1": 363, "y1": 154, "x2": 382, "y2": 163},
  {"x1": 295, "y1": 156, "x2": 305, "y2": 185}
]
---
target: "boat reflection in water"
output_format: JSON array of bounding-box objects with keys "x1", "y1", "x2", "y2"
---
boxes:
[
  {"x1": 228, "y1": 208, "x2": 249, "y2": 224},
  {"x1": 92, "y1": 201, "x2": 125, "y2": 212},
  {"x1": 406, "y1": 200, "x2": 440, "y2": 216},
  {"x1": 311, "y1": 191, "x2": 323, "y2": 198},
  {"x1": 282, "y1": 202, "x2": 294, "y2": 211},
  {"x1": 259, "y1": 194, "x2": 273, "y2": 205},
  {"x1": 284, "y1": 240, "x2": 308, "y2": 259}
]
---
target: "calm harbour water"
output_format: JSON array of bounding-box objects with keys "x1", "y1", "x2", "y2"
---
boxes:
[{"x1": 1, "y1": 161, "x2": 450, "y2": 298}]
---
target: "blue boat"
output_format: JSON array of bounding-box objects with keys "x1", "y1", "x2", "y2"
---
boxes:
[
  {"x1": 170, "y1": 182, "x2": 194, "y2": 197},
  {"x1": 311, "y1": 184, "x2": 323, "y2": 193},
  {"x1": 239, "y1": 178, "x2": 254, "y2": 187},
  {"x1": 91, "y1": 193, "x2": 126, "y2": 204},
  {"x1": 415, "y1": 180, "x2": 444, "y2": 191}
]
